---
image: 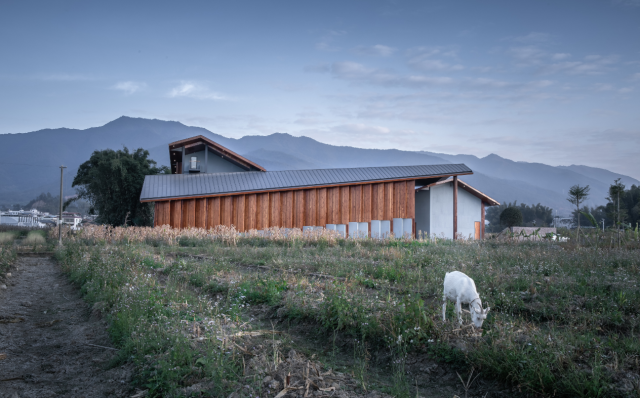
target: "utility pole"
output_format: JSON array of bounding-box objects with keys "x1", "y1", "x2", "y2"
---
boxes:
[
  {"x1": 602, "y1": 219, "x2": 605, "y2": 233},
  {"x1": 59, "y1": 165, "x2": 66, "y2": 245}
]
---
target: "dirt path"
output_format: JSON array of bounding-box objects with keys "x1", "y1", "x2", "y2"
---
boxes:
[{"x1": 0, "y1": 255, "x2": 132, "y2": 398}]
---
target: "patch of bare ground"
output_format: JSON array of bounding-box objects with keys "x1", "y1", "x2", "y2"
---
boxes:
[{"x1": 0, "y1": 255, "x2": 133, "y2": 398}]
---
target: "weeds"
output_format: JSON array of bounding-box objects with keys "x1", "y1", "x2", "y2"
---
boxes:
[{"x1": 55, "y1": 226, "x2": 640, "y2": 397}]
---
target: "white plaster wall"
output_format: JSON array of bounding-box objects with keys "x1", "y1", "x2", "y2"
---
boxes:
[
  {"x1": 457, "y1": 187, "x2": 482, "y2": 240},
  {"x1": 429, "y1": 183, "x2": 454, "y2": 239},
  {"x1": 425, "y1": 182, "x2": 482, "y2": 240}
]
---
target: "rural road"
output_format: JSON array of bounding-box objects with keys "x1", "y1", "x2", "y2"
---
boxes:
[{"x1": 0, "y1": 255, "x2": 132, "y2": 398}]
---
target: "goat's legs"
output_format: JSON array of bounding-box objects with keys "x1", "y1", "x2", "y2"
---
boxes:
[
  {"x1": 442, "y1": 294, "x2": 447, "y2": 321},
  {"x1": 455, "y1": 296, "x2": 463, "y2": 325}
]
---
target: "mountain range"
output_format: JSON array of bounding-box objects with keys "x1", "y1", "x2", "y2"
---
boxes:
[{"x1": 1, "y1": 116, "x2": 637, "y2": 215}]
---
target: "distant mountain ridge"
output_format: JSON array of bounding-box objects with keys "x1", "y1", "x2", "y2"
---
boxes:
[{"x1": 1, "y1": 116, "x2": 636, "y2": 214}]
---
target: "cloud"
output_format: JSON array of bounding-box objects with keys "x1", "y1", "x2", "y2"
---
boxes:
[
  {"x1": 304, "y1": 64, "x2": 332, "y2": 73},
  {"x1": 316, "y1": 30, "x2": 346, "y2": 51},
  {"x1": 632, "y1": 72, "x2": 640, "y2": 80},
  {"x1": 328, "y1": 61, "x2": 455, "y2": 87},
  {"x1": 612, "y1": 0, "x2": 640, "y2": 7},
  {"x1": 353, "y1": 45, "x2": 396, "y2": 57},
  {"x1": 508, "y1": 32, "x2": 551, "y2": 43},
  {"x1": 509, "y1": 46, "x2": 547, "y2": 64},
  {"x1": 36, "y1": 74, "x2": 94, "y2": 81},
  {"x1": 595, "y1": 83, "x2": 614, "y2": 91},
  {"x1": 332, "y1": 123, "x2": 393, "y2": 136},
  {"x1": 296, "y1": 124, "x2": 421, "y2": 148},
  {"x1": 539, "y1": 55, "x2": 618, "y2": 75},
  {"x1": 293, "y1": 111, "x2": 326, "y2": 126},
  {"x1": 112, "y1": 81, "x2": 145, "y2": 95},
  {"x1": 618, "y1": 87, "x2": 633, "y2": 93},
  {"x1": 319, "y1": 61, "x2": 535, "y2": 92},
  {"x1": 407, "y1": 47, "x2": 464, "y2": 71},
  {"x1": 509, "y1": 46, "x2": 618, "y2": 75},
  {"x1": 167, "y1": 81, "x2": 227, "y2": 100}
]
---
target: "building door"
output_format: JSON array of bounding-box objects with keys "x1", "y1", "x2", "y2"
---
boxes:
[{"x1": 474, "y1": 221, "x2": 481, "y2": 240}]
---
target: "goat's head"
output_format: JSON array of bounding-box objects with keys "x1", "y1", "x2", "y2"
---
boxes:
[{"x1": 470, "y1": 301, "x2": 490, "y2": 328}]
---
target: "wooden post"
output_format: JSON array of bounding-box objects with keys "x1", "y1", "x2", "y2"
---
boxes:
[
  {"x1": 481, "y1": 201, "x2": 485, "y2": 239},
  {"x1": 453, "y1": 176, "x2": 458, "y2": 240},
  {"x1": 58, "y1": 165, "x2": 66, "y2": 245},
  {"x1": 204, "y1": 146, "x2": 208, "y2": 173}
]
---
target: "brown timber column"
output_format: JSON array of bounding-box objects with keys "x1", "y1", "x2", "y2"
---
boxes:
[
  {"x1": 453, "y1": 176, "x2": 458, "y2": 240},
  {"x1": 481, "y1": 201, "x2": 485, "y2": 239}
]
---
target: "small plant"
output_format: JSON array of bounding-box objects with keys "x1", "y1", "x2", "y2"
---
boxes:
[
  {"x1": 0, "y1": 232, "x2": 16, "y2": 245},
  {"x1": 353, "y1": 336, "x2": 370, "y2": 391},
  {"x1": 456, "y1": 367, "x2": 480, "y2": 398}
]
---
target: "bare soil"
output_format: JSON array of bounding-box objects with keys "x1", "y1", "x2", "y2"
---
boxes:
[{"x1": 0, "y1": 255, "x2": 132, "y2": 398}]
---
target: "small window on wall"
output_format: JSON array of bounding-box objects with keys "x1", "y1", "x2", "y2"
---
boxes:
[{"x1": 190, "y1": 157, "x2": 197, "y2": 169}]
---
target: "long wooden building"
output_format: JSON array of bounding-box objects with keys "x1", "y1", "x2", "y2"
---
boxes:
[{"x1": 140, "y1": 135, "x2": 497, "y2": 238}]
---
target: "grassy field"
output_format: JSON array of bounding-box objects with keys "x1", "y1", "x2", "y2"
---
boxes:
[{"x1": 48, "y1": 226, "x2": 640, "y2": 397}]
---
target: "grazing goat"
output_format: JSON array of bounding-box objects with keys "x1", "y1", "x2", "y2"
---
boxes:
[{"x1": 442, "y1": 271, "x2": 490, "y2": 328}]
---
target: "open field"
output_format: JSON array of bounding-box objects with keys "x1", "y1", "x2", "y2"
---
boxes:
[
  {"x1": 46, "y1": 225, "x2": 640, "y2": 396},
  {"x1": 35, "y1": 225, "x2": 637, "y2": 397}
]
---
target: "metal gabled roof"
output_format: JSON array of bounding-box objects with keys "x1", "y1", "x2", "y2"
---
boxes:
[
  {"x1": 140, "y1": 164, "x2": 473, "y2": 202},
  {"x1": 416, "y1": 178, "x2": 500, "y2": 206}
]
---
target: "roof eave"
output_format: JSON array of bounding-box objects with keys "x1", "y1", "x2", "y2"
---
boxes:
[{"x1": 139, "y1": 170, "x2": 474, "y2": 202}]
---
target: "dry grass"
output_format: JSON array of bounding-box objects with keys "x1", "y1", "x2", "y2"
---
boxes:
[{"x1": 55, "y1": 225, "x2": 640, "y2": 397}]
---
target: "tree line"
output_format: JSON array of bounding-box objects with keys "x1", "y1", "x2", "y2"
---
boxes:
[{"x1": 485, "y1": 202, "x2": 553, "y2": 232}]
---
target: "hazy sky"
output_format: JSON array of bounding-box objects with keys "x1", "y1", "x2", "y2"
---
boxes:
[{"x1": 1, "y1": 0, "x2": 639, "y2": 179}]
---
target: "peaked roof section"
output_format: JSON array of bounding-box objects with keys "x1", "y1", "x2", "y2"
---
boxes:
[
  {"x1": 169, "y1": 135, "x2": 266, "y2": 172},
  {"x1": 140, "y1": 164, "x2": 473, "y2": 202},
  {"x1": 416, "y1": 178, "x2": 500, "y2": 206}
]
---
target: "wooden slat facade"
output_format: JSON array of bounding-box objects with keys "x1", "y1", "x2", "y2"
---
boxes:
[{"x1": 153, "y1": 181, "x2": 416, "y2": 234}]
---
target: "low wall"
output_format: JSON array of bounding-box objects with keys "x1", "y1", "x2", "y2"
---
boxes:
[{"x1": 498, "y1": 227, "x2": 556, "y2": 241}]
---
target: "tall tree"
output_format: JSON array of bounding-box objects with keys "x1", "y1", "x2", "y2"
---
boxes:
[
  {"x1": 607, "y1": 179, "x2": 626, "y2": 248},
  {"x1": 500, "y1": 207, "x2": 523, "y2": 231},
  {"x1": 567, "y1": 184, "x2": 590, "y2": 245},
  {"x1": 66, "y1": 147, "x2": 169, "y2": 226}
]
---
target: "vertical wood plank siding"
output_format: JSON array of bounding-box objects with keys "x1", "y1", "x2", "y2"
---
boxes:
[
  {"x1": 195, "y1": 199, "x2": 207, "y2": 229},
  {"x1": 208, "y1": 197, "x2": 220, "y2": 228},
  {"x1": 270, "y1": 192, "x2": 281, "y2": 227},
  {"x1": 245, "y1": 194, "x2": 257, "y2": 231},
  {"x1": 317, "y1": 188, "x2": 327, "y2": 227},
  {"x1": 222, "y1": 197, "x2": 233, "y2": 227},
  {"x1": 258, "y1": 193, "x2": 269, "y2": 230},
  {"x1": 154, "y1": 180, "x2": 416, "y2": 234}
]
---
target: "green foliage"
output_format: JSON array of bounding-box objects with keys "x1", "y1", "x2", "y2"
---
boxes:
[
  {"x1": 0, "y1": 245, "x2": 17, "y2": 275},
  {"x1": 580, "y1": 211, "x2": 598, "y2": 228},
  {"x1": 486, "y1": 201, "x2": 553, "y2": 232},
  {"x1": 499, "y1": 206, "x2": 523, "y2": 229},
  {"x1": 68, "y1": 147, "x2": 169, "y2": 226},
  {"x1": 56, "y1": 243, "x2": 241, "y2": 397},
  {"x1": 606, "y1": 179, "x2": 640, "y2": 229},
  {"x1": 567, "y1": 184, "x2": 591, "y2": 208},
  {"x1": 56, "y1": 230, "x2": 640, "y2": 397}
]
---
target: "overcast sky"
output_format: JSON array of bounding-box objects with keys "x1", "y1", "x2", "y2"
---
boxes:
[{"x1": 1, "y1": 0, "x2": 639, "y2": 179}]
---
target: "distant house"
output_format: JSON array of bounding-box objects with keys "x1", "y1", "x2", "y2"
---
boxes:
[
  {"x1": 62, "y1": 212, "x2": 83, "y2": 229},
  {"x1": 140, "y1": 135, "x2": 500, "y2": 239},
  {"x1": 415, "y1": 179, "x2": 499, "y2": 240},
  {"x1": 0, "y1": 210, "x2": 47, "y2": 228}
]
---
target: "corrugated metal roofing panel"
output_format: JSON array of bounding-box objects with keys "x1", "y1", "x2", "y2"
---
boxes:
[{"x1": 140, "y1": 164, "x2": 473, "y2": 201}]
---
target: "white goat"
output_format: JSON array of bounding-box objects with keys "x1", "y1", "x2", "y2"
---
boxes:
[{"x1": 442, "y1": 271, "x2": 490, "y2": 328}]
